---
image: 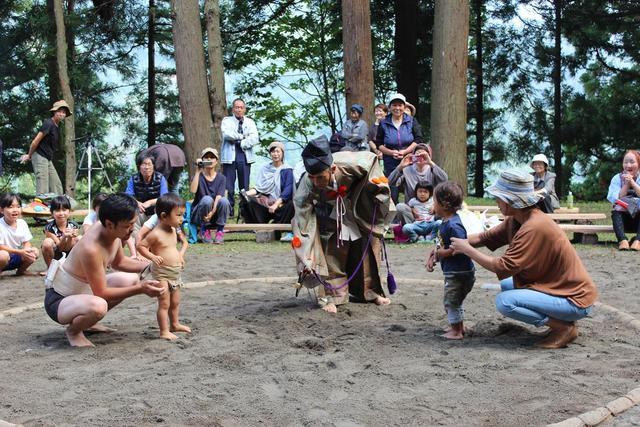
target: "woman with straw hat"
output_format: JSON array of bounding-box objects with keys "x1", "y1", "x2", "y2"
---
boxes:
[
  {"x1": 450, "y1": 169, "x2": 598, "y2": 349},
  {"x1": 20, "y1": 100, "x2": 71, "y2": 196}
]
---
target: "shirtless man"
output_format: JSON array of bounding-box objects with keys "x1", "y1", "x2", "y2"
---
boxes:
[{"x1": 44, "y1": 193, "x2": 165, "y2": 347}]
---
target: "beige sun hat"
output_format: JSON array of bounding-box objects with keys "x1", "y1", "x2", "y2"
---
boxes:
[
  {"x1": 530, "y1": 153, "x2": 549, "y2": 169},
  {"x1": 201, "y1": 147, "x2": 219, "y2": 159},
  {"x1": 267, "y1": 141, "x2": 285, "y2": 153},
  {"x1": 50, "y1": 100, "x2": 72, "y2": 116},
  {"x1": 486, "y1": 169, "x2": 544, "y2": 209}
]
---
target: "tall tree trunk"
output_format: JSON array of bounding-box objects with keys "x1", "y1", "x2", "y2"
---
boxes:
[
  {"x1": 204, "y1": 0, "x2": 226, "y2": 153},
  {"x1": 46, "y1": 0, "x2": 60, "y2": 105},
  {"x1": 431, "y1": 0, "x2": 469, "y2": 193},
  {"x1": 473, "y1": 0, "x2": 484, "y2": 197},
  {"x1": 394, "y1": 0, "x2": 419, "y2": 108},
  {"x1": 53, "y1": 0, "x2": 76, "y2": 197},
  {"x1": 148, "y1": 0, "x2": 156, "y2": 147},
  {"x1": 552, "y1": 0, "x2": 563, "y2": 197},
  {"x1": 342, "y1": 0, "x2": 375, "y2": 127},
  {"x1": 171, "y1": 0, "x2": 214, "y2": 179}
]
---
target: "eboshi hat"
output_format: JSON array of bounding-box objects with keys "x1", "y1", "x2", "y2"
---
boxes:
[{"x1": 486, "y1": 169, "x2": 543, "y2": 209}]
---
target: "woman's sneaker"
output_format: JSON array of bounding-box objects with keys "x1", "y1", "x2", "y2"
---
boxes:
[
  {"x1": 213, "y1": 230, "x2": 224, "y2": 244},
  {"x1": 280, "y1": 232, "x2": 294, "y2": 242},
  {"x1": 202, "y1": 229, "x2": 213, "y2": 243}
]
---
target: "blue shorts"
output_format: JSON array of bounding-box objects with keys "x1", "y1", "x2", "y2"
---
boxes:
[{"x1": 2, "y1": 253, "x2": 22, "y2": 271}]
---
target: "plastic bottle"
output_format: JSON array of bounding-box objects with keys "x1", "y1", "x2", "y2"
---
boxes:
[{"x1": 567, "y1": 191, "x2": 574, "y2": 209}]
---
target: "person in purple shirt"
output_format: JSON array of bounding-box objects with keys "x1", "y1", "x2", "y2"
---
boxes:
[{"x1": 189, "y1": 148, "x2": 230, "y2": 244}]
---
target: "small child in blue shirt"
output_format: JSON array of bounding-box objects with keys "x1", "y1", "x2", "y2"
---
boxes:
[{"x1": 426, "y1": 181, "x2": 475, "y2": 340}]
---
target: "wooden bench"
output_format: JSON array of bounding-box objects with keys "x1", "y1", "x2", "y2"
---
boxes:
[
  {"x1": 467, "y1": 205, "x2": 579, "y2": 214},
  {"x1": 21, "y1": 208, "x2": 90, "y2": 219},
  {"x1": 223, "y1": 223, "x2": 292, "y2": 243},
  {"x1": 492, "y1": 213, "x2": 606, "y2": 222},
  {"x1": 558, "y1": 223, "x2": 614, "y2": 244}
]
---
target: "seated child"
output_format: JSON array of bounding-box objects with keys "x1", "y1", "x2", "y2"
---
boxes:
[
  {"x1": 0, "y1": 193, "x2": 39, "y2": 276},
  {"x1": 136, "y1": 194, "x2": 191, "y2": 340},
  {"x1": 402, "y1": 181, "x2": 441, "y2": 243},
  {"x1": 42, "y1": 196, "x2": 80, "y2": 268},
  {"x1": 426, "y1": 181, "x2": 475, "y2": 340},
  {"x1": 84, "y1": 193, "x2": 138, "y2": 258}
]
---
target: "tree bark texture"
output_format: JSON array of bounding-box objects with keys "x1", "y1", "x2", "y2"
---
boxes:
[
  {"x1": 394, "y1": 0, "x2": 419, "y2": 108},
  {"x1": 204, "y1": 0, "x2": 227, "y2": 153},
  {"x1": 552, "y1": 0, "x2": 563, "y2": 197},
  {"x1": 171, "y1": 0, "x2": 215, "y2": 179},
  {"x1": 342, "y1": 0, "x2": 375, "y2": 127},
  {"x1": 148, "y1": 0, "x2": 156, "y2": 147},
  {"x1": 53, "y1": 0, "x2": 76, "y2": 196},
  {"x1": 473, "y1": 0, "x2": 484, "y2": 197},
  {"x1": 46, "y1": 0, "x2": 60, "y2": 105},
  {"x1": 431, "y1": 0, "x2": 469, "y2": 193}
]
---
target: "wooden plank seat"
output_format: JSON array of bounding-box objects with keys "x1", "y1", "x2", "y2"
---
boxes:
[
  {"x1": 22, "y1": 208, "x2": 90, "y2": 219},
  {"x1": 491, "y1": 213, "x2": 606, "y2": 222},
  {"x1": 467, "y1": 205, "x2": 579, "y2": 214},
  {"x1": 223, "y1": 223, "x2": 292, "y2": 232},
  {"x1": 558, "y1": 223, "x2": 614, "y2": 244}
]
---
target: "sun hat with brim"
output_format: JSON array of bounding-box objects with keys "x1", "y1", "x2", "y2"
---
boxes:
[
  {"x1": 201, "y1": 147, "x2": 219, "y2": 159},
  {"x1": 387, "y1": 93, "x2": 406, "y2": 105},
  {"x1": 530, "y1": 153, "x2": 549, "y2": 169},
  {"x1": 267, "y1": 141, "x2": 285, "y2": 153},
  {"x1": 486, "y1": 169, "x2": 544, "y2": 209},
  {"x1": 50, "y1": 100, "x2": 72, "y2": 116}
]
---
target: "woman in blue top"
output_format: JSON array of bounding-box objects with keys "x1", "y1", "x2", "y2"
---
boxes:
[
  {"x1": 606, "y1": 150, "x2": 640, "y2": 251},
  {"x1": 240, "y1": 141, "x2": 294, "y2": 236},
  {"x1": 375, "y1": 93, "x2": 424, "y2": 203}
]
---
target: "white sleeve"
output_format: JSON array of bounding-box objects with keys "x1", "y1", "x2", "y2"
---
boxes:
[
  {"x1": 240, "y1": 118, "x2": 260, "y2": 149},
  {"x1": 19, "y1": 220, "x2": 33, "y2": 243},
  {"x1": 143, "y1": 214, "x2": 159, "y2": 229},
  {"x1": 82, "y1": 211, "x2": 97, "y2": 226}
]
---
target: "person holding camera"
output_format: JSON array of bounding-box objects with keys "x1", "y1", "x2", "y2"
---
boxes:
[
  {"x1": 220, "y1": 98, "x2": 260, "y2": 217},
  {"x1": 189, "y1": 147, "x2": 230, "y2": 244},
  {"x1": 388, "y1": 143, "x2": 448, "y2": 225}
]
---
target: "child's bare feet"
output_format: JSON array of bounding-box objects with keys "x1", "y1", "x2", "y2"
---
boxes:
[
  {"x1": 441, "y1": 330, "x2": 464, "y2": 340},
  {"x1": 443, "y1": 326, "x2": 465, "y2": 336},
  {"x1": 321, "y1": 303, "x2": 338, "y2": 314},
  {"x1": 65, "y1": 329, "x2": 95, "y2": 347},
  {"x1": 373, "y1": 296, "x2": 391, "y2": 306},
  {"x1": 170, "y1": 323, "x2": 191, "y2": 333},
  {"x1": 160, "y1": 331, "x2": 179, "y2": 340}
]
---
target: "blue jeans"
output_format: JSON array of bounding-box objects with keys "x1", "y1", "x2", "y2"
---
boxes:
[
  {"x1": 496, "y1": 277, "x2": 592, "y2": 327},
  {"x1": 190, "y1": 196, "x2": 230, "y2": 231},
  {"x1": 402, "y1": 220, "x2": 441, "y2": 242}
]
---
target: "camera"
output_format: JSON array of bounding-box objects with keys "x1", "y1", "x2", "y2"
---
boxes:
[
  {"x1": 412, "y1": 154, "x2": 422, "y2": 162},
  {"x1": 196, "y1": 158, "x2": 213, "y2": 168}
]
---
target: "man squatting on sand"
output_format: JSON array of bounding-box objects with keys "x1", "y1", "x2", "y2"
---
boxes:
[
  {"x1": 450, "y1": 170, "x2": 598, "y2": 349},
  {"x1": 44, "y1": 193, "x2": 166, "y2": 347},
  {"x1": 292, "y1": 136, "x2": 395, "y2": 314}
]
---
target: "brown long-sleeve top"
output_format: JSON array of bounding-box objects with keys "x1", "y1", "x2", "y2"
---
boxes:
[{"x1": 477, "y1": 209, "x2": 598, "y2": 308}]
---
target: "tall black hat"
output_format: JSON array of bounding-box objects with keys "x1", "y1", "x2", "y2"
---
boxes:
[{"x1": 302, "y1": 135, "x2": 333, "y2": 174}]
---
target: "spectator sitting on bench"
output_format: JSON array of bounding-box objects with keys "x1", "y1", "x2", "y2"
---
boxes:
[
  {"x1": 240, "y1": 141, "x2": 294, "y2": 242},
  {"x1": 530, "y1": 154, "x2": 560, "y2": 213},
  {"x1": 388, "y1": 143, "x2": 448, "y2": 225},
  {"x1": 607, "y1": 149, "x2": 640, "y2": 251},
  {"x1": 189, "y1": 147, "x2": 229, "y2": 244}
]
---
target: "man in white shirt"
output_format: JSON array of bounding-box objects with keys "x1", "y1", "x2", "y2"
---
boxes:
[{"x1": 220, "y1": 98, "x2": 260, "y2": 216}]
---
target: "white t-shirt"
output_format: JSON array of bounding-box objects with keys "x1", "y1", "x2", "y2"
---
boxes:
[
  {"x1": 407, "y1": 197, "x2": 435, "y2": 222},
  {"x1": 0, "y1": 217, "x2": 33, "y2": 249},
  {"x1": 143, "y1": 214, "x2": 159, "y2": 229},
  {"x1": 82, "y1": 210, "x2": 97, "y2": 226}
]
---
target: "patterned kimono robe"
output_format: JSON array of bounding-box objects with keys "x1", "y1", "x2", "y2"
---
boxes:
[{"x1": 292, "y1": 151, "x2": 395, "y2": 305}]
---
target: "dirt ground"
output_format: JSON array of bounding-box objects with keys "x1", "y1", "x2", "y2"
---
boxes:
[{"x1": 1, "y1": 240, "x2": 640, "y2": 426}]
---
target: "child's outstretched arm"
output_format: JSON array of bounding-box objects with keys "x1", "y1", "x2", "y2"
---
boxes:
[{"x1": 425, "y1": 247, "x2": 437, "y2": 272}]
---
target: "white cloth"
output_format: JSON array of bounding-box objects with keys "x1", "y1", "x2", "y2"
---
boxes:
[
  {"x1": 255, "y1": 162, "x2": 293, "y2": 200},
  {"x1": 143, "y1": 214, "x2": 159, "y2": 229},
  {"x1": 0, "y1": 217, "x2": 33, "y2": 249},
  {"x1": 82, "y1": 210, "x2": 97, "y2": 226}
]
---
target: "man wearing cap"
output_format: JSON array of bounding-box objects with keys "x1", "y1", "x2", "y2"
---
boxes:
[
  {"x1": 530, "y1": 153, "x2": 560, "y2": 213},
  {"x1": 292, "y1": 136, "x2": 395, "y2": 314},
  {"x1": 375, "y1": 93, "x2": 425, "y2": 203},
  {"x1": 221, "y1": 98, "x2": 260, "y2": 216},
  {"x1": 136, "y1": 143, "x2": 186, "y2": 194},
  {"x1": 20, "y1": 100, "x2": 71, "y2": 196},
  {"x1": 450, "y1": 169, "x2": 598, "y2": 349},
  {"x1": 189, "y1": 147, "x2": 230, "y2": 244},
  {"x1": 338, "y1": 104, "x2": 369, "y2": 151},
  {"x1": 389, "y1": 143, "x2": 448, "y2": 225}
]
